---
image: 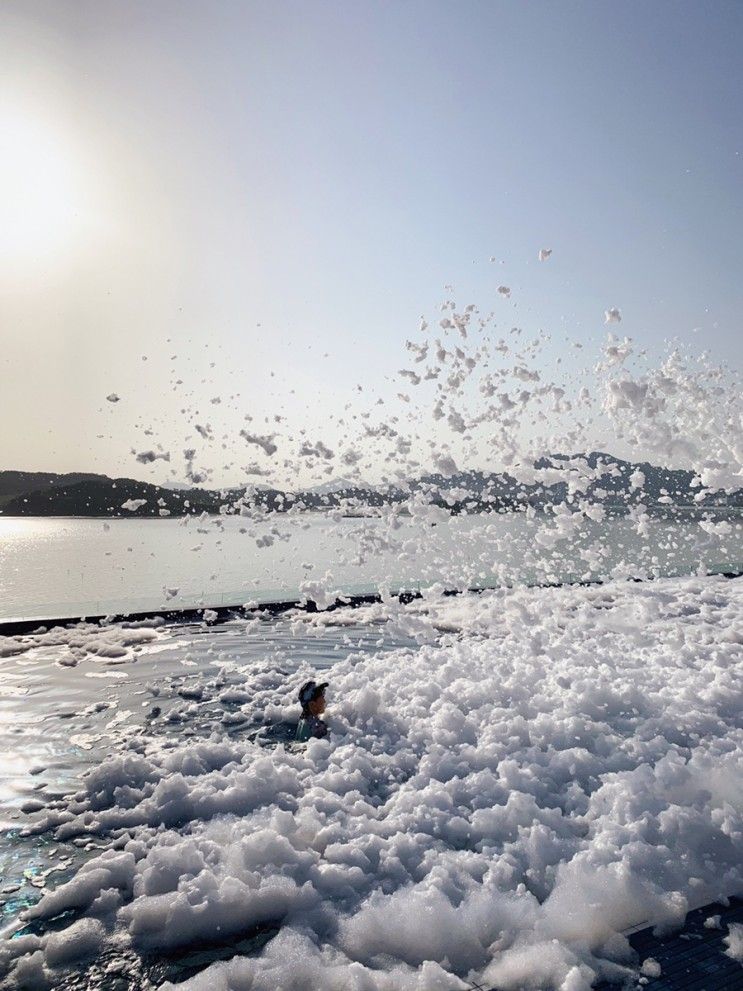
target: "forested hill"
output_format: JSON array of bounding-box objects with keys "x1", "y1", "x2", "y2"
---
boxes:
[
  {"x1": 0, "y1": 454, "x2": 739, "y2": 518},
  {"x1": 0, "y1": 471, "x2": 109, "y2": 503},
  {"x1": 0, "y1": 473, "x2": 397, "y2": 517}
]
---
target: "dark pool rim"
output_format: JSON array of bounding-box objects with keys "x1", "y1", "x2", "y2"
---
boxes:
[{"x1": 1, "y1": 569, "x2": 742, "y2": 638}]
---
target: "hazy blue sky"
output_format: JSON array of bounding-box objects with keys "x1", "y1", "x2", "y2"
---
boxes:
[{"x1": 1, "y1": 0, "x2": 741, "y2": 483}]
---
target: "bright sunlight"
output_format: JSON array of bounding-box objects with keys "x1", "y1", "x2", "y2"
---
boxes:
[{"x1": 0, "y1": 106, "x2": 83, "y2": 266}]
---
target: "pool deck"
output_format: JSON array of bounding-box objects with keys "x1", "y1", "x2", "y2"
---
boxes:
[
  {"x1": 462, "y1": 898, "x2": 743, "y2": 991},
  {"x1": 596, "y1": 897, "x2": 743, "y2": 991}
]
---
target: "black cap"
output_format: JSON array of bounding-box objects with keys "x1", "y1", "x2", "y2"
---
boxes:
[{"x1": 298, "y1": 679, "x2": 328, "y2": 707}]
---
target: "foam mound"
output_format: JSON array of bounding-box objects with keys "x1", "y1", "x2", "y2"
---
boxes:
[{"x1": 3, "y1": 575, "x2": 743, "y2": 990}]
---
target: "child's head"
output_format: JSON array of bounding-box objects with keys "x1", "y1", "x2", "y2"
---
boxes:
[{"x1": 298, "y1": 679, "x2": 328, "y2": 717}]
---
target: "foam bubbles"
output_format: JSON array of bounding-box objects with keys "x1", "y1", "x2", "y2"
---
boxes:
[{"x1": 4, "y1": 576, "x2": 743, "y2": 989}]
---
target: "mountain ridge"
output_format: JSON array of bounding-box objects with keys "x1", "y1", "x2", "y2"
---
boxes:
[{"x1": 0, "y1": 454, "x2": 738, "y2": 517}]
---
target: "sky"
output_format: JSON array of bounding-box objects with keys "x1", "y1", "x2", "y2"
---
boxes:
[{"x1": 1, "y1": 0, "x2": 741, "y2": 487}]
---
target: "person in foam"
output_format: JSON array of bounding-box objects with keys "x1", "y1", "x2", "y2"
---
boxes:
[{"x1": 295, "y1": 679, "x2": 329, "y2": 742}]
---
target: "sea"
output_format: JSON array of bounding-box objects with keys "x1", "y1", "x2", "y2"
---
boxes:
[{"x1": 1, "y1": 510, "x2": 741, "y2": 622}]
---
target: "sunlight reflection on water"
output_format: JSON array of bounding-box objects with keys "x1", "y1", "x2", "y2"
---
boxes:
[{"x1": 1, "y1": 511, "x2": 741, "y2": 622}]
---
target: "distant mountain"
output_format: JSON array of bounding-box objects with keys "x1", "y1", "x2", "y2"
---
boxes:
[
  {"x1": 0, "y1": 471, "x2": 109, "y2": 508},
  {"x1": 307, "y1": 477, "x2": 363, "y2": 495},
  {"x1": 159, "y1": 480, "x2": 193, "y2": 491},
  {"x1": 0, "y1": 454, "x2": 739, "y2": 518},
  {"x1": 0, "y1": 476, "x2": 220, "y2": 517},
  {"x1": 0, "y1": 473, "x2": 377, "y2": 518},
  {"x1": 409, "y1": 452, "x2": 739, "y2": 508},
  {"x1": 531, "y1": 452, "x2": 700, "y2": 504}
]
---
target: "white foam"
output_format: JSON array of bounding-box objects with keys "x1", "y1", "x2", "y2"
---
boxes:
[
  {"x1": 724, "y1": 922, "x2": 743, "y2": 962},
  {"x1": 5, "y1": 576, "x2": 743, "y2": 989}
]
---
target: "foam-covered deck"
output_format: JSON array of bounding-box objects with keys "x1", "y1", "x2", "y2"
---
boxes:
[
  {"x1": 597, "y1": 898, "x2": 743, "y2": 991},
  {"x1": 2, "y1": 575, "x2": 743, "y2": 990}
]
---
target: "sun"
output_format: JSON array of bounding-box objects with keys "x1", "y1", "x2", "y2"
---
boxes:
[{"x1": 0, "y1": 106, "x2": 84, "y2": 265}]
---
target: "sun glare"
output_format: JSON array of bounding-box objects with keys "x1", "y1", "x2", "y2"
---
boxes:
[{"x1": 0, "y1": 107, "x2": 84, "y2": 265}]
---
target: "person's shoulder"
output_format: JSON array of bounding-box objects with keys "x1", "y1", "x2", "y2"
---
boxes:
[
  {"x1": 295, "y1": 714, "x2": 328, "y2": 742},
  {"x1": 295, "y1": 717, "x2": 311, "y2": 742}
]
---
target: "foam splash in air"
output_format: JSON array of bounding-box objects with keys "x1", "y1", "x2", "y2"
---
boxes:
[{"x1": 2, "y1": 259, "x2": 741, "y2": 989}]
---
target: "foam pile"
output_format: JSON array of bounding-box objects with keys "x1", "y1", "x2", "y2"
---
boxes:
[
  {"x1": 0, "y1": 619, "x2": 164, "y2": 666},
  {"x1": 2, "y1": 575, "x2": 743, "y2": 989}
]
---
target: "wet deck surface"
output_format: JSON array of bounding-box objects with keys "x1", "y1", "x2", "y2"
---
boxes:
[
  {"x1": 594, "y1": 897, "x2": 743, "y2": 991},
  {"x1": 460, "y1": 898, "x2": 743, "y2": 991}
]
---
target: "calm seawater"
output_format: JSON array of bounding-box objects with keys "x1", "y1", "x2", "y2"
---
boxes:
[{"x1": 1, "y1": 511, "x2": 741, "y2": 621}]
